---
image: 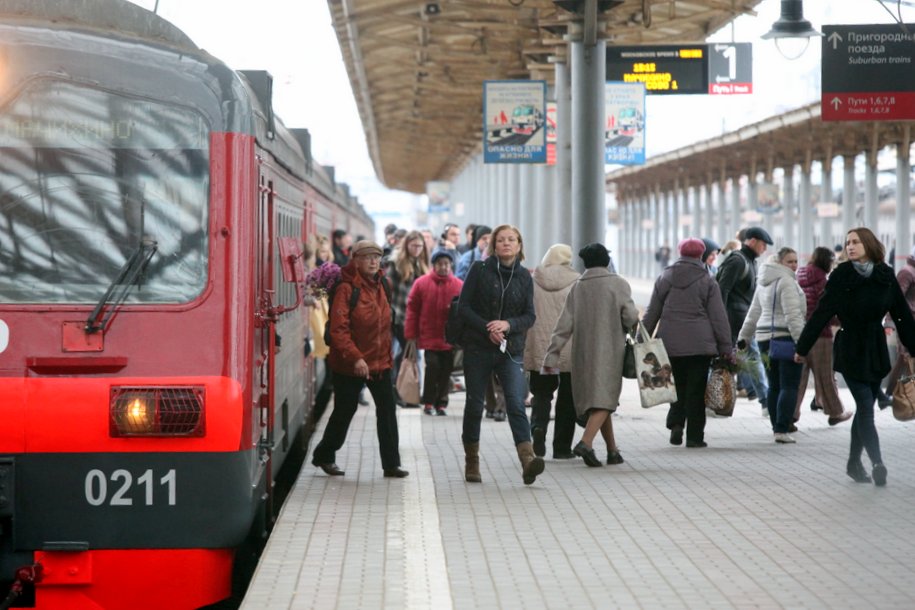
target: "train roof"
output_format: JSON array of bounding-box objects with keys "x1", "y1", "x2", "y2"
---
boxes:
[{"x1": 0, "y1": 0, "x2": 198, "y2": 52}]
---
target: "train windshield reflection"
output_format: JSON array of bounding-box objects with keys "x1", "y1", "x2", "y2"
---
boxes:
[{"x1": 0, "y1": 80, "x2": 209, "y2": 304}]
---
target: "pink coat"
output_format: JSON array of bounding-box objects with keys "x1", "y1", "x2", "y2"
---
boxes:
[{"x1": 404, "y1": 271, "x2": 463, "y2": 351}]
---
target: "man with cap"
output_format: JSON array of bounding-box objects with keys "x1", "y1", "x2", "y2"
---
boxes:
[
  {"x1": 404, "y1": 249, "x2": 463, "y2": 416},
  {"x1": 456, "y1": 224, "x2": 492, "y2": 280},
  {"x1": 312, "y1": 240, "x2": 408, "y2": 479},
  {"x1": 716, "y1": 226, "x2": 772, "y2": 413}
]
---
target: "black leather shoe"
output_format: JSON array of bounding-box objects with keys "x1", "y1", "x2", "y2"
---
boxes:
[
  {"x1": 669, "y1": 425, "x2": 683, "y2": 446},
  {"x1": 810, "y1": 398, "x2": 822, "y2": 411},
  {"x1": 606, "y1": 451, "x2": 624, "y2": 465},
  {"x1": 315, "y1": 463, "x2": 344, "y2": 476},
  {"x1": 873, "y1": 463, "x2": 887, "y2": 487},
  {"x1": 553, "y1": 450, "x2": 575, "y2": 459},
  {"x1": 532, "y1": 427, "x2": 546, "y2": 457},
  {"x1": 685, "y1": 440, "x2": 708, "y2": 448},
  {"x1": 846, "y1": 461, "x2": 871, "y2": 483},
  {"x1": 493, "y1": 411, "x2": 507, "y2": 422},
  {"x1": 573, "y1": 441, "x2": 602, "y2": 467},
  {"x1": 383, "y1": 467, "x2": 410, "y2": 478}
]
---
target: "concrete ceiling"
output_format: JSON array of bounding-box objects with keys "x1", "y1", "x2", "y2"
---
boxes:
[{"x1": 328, "y1": 0, "x2": 765, "y2": 193}]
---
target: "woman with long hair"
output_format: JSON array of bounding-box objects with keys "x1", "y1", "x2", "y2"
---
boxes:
[
  {"x1": 738, "y1": 247, "x2": 807, "y2": 444},
  {"x1": 458, "y1": 225, "x2": 540, "y2": 484},
  {"x1": 793, "y1": 247, "x2": 851, "y2": 425},
  {"x1": 386, "y1": 230, "x2": 430, "y2": 406},
  {"x1": 797, "y1": 228, "x2": 915, "y2": 486}
]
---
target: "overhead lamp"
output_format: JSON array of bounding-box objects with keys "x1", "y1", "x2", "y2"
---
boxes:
[
  {"x1": 761, "y1": 0, "x2": 822, "y2": 60},
  {"x1": 424, "y1": 2, "x2": 441, "y2": 15}
]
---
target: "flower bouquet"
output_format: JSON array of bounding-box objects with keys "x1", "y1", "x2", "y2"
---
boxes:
[{"x1": 304, "y1": 262, "x2": 341, "y2": 301}]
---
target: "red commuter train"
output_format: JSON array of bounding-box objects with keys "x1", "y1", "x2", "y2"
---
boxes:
[{"x1": 0, "y1": 1, "x2": 373, "y2": 607}]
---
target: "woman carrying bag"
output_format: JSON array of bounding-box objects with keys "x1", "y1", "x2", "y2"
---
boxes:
[
  {"x1": 796, "y1": 228, "x2": 915, "y2": 486},
  {"x1": 642, "y1": 238, "x2": 732, "y2": 449},
  {"x1": 738, "y1": 247, "x2": 807, "y2": 444},
  {"x1": 542, "y1": 243, "x2": 640, "y2": 467}
]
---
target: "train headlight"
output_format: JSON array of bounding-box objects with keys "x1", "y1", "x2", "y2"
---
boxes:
[{"x1": 110, "y1": 386, "x2": 206, "y2": 437}]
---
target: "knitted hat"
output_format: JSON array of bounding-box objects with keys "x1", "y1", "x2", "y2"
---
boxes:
[
  {"x1": 541, "y1": 244, "x2": 572, "y2": 267},
  {"x1": 578, "y1": 243, "x2": 610, "y2": 269},
  {"x1": 678, "y1": 238, "x2": 706, "y2": 259},
  {"x1": 431, "y1": 248, "x2": 455, "y2": 265},
  {"x1": 701, "y1": 238, "x2": 720, "y2": 262},
  {"x1": 473, "y1": 225, "x2": 492, "y2": 244}
]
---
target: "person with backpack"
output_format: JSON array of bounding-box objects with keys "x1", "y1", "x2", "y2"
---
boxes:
[
  {"x1": 311, "y1": 240, "x2": 408, "y2": 479},
  {"x1": 717, "y1": 226, "x2": 772, "y2": 415},
  {"x1": 456, "y1": 225, "x2": 491, "y2": 280},
  {"x1": 404, "y1": 249, "x2": 463, "y2": 416},
  {"x1": 458, "y1": 224, "x2": 540, "y2": 485}
]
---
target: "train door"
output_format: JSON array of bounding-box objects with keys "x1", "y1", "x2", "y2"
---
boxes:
[{"x1": 253, "y1": 173, "x2": 277, "y2": 525}]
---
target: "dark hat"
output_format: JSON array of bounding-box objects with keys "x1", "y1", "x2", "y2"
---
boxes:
[
  {"x1": 578, "y1": 242, "x2": 610, "y2": 269},
  {"x1": 350, "y1": 240, "x2": 383, "y2": 257},
  {"x1": 431, "y1": 248, "x2": 455, "y2": 265},
  {"x1": 678, "y1": 238, "x2": 706, "y2": 259},
  {"x1": 473, "y1": 225, "x2": 492, "y2": 244},
  {"x1": 744, "y1": 226, "x2": 773, "y2": 245},
  {"x1": 701, "y1": 238, "x2": 720, "y2": 262}
]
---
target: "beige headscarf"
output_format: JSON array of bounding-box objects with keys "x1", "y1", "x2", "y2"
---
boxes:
[{"x1": 540, "y1": 244, "x2": 572, "y2": 267}]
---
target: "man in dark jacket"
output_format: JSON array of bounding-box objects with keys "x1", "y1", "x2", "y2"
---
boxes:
[
  {"x1": 311, "y1": 240, "x2": 408, "y2": 479},
  {"x1": 717, "y1": 226, "x2": 772, "y2": 412}
]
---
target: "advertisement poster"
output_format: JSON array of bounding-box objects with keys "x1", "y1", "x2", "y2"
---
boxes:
[
  {"x1": 483, "y1": 80, "x2": 546, "y2": 164},
  {"x1": 605, "y1": 82, "x2": 646, "y2": 165},
  {"x1": 546, "y1": 101, "x2": 557, "y2": 166},
  {"x1": 426, "y1": 181, "x2": 450, "y2": 213}
]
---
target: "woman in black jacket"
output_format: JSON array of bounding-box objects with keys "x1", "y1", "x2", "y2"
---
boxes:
[
  {"x1": 458, "y1": 225, "x2": 540, "y2": 485},
  {"x1": 796, "y1": 228, "x2": 915, "y2": 486}
]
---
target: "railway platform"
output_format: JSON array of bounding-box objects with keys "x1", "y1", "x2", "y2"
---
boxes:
[{"x1": 241, "y1": 369, "x2": 915, "y2": 609}]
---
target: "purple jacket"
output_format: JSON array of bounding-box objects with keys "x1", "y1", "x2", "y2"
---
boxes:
[{"x1": 642, "y1": 257, "x2": 732, "y2": 357}]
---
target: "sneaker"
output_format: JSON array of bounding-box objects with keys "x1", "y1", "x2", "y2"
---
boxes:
[
  {"x1": 436, "y1": 407, "x2": 447, "y2": 416},
  {"x1": 423, "y1": 405, "x2": 435, "y2": 415},
  {"x1": 774, "y1": 433, "x2": 796, "y2": 444}
]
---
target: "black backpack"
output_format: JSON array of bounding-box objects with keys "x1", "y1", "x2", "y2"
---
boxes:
[
  {"x1": 323, "y1": 277, "x2": 392, "y2": 348},
  {"x1": 444, "y1": 295, "x2": 465, "y2": 347}
]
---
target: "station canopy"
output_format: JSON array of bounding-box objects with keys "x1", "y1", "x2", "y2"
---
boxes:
[{"x1": 328, "y1": 0, "x2": 765, "y2": 193}]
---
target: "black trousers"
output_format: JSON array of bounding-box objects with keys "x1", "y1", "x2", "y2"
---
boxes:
[
  {"x1": 312, "y1": 360, "x2": 334, "y2": 424},
  {"x1": 528, "y1": 371, "x2": 576, "y2": 454},
  {"x1": 666, "y1": 355, "x2": 712, "y2": 443},
  {"x1": 312, "y1": 370, "x2": 401, "y2": 470},
  {"x1": 422, "y1": 350, "x2": 454, "y2": 407}
]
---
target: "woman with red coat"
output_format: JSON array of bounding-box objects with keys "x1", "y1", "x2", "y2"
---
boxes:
[
  {"x1": 793, "y1": 247, "x2": 852, "y2": 425},
  {"x1": 404, "y1": 250, "x2": 463, "y2": 415}
]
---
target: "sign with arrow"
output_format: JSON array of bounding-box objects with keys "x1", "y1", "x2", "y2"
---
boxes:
[
  {"x1": 821, "y1": 24, "x2": 915, "y2": 121},
  {"x1": 707, "y1": 43, "x2": 752, "y2": 95}
]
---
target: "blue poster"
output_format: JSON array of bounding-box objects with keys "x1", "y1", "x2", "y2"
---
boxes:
[
  {"x1": 483, "y1": 80, "x2": 547, "y2": 164},
  {"x1": 605, "y1": 82, "x2": 646, "y2": 166}
]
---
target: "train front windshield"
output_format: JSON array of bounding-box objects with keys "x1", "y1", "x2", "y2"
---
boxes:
[{"x1": 0, "y1": 80, "x2": 210, "y2": 304}]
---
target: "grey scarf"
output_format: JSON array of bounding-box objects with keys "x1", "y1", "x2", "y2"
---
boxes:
[{"x1": 852, "y1": 260, "x2": 874, "y2": 278}]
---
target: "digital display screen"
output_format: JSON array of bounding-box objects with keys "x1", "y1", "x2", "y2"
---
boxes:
[{"x1": 607, "y1": 46, "x2": 709, "y2": 95}]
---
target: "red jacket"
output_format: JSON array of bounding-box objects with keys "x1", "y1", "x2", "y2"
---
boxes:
[
  {"x1": 327, "y1": 262, "x2": 394, "y2": 375},
  {"x1": 797, "y1": 264, "x2": 832, "y2": 338},
  {"x1": 404, "y1": 271, "x2": 463, "y2": 351}
]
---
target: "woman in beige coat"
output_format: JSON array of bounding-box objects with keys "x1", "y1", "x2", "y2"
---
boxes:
[
  {"x1": 523, "y1": 244, "x2": 580, "y2": 459},
  {"x1": 542, "y1": 243, "x2": 640, "y2": 467}
]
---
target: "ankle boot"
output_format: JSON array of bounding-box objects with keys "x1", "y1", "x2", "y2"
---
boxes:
[
  {"x1": 464, "y1": 442, "x2": 482, "y2": 483},
  {"x1": 516, "y1": 441, "x2": 545, "y2": 485}
]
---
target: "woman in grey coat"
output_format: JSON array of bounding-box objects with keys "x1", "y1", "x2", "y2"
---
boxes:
[
  {"x1": 542, "y1": 243, "x2": 640, "y2": 467},
  {"x1": 642, "y1": 238, "x2": 733, "y2": 448}
]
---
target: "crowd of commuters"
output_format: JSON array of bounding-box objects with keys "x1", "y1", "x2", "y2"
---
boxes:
[{"x1": 303, "y1": 220, "x2": 915, "y2": 489}]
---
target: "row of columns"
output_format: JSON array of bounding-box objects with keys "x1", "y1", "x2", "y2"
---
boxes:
[{"x1": 618, "y1": 139, "x2": 913, "y2": 279}]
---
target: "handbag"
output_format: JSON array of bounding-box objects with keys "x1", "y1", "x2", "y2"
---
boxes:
[
  {"x1": 622, "y1": 334, "x2": 637, "y2": 379},
  {"x1": 632, "y1": 321, "x2": 678, "y2": 408},
  {"x1": 892, "y1": 358, "x2": 915, "y2": 421},
  {"x1": 395, "y1": 341, "x2": 421, "y2": 405},
  {"x1": 705, "y1": 361, "x2": 735, "y2": 417},
  {"x1": 767, "y1": 278, "x2": 797, "y2": 361}
]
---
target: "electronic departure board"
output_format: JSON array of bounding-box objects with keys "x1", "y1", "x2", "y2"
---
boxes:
[
  {"x1": 606, "y1": 44, "x2": 752, "y2": 95},
  {"x1": 607, "y1": 45, "x2": 707, "y2": 94}
]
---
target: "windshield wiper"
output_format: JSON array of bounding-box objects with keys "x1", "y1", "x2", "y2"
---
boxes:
[{"x1": 85, "y1": 236, "x2": 158, "y2": 334}]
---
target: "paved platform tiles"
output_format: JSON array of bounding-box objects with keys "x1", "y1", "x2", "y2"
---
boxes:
[{"x1": 243, "y1": 382, "x2": 915, "y2": 610}]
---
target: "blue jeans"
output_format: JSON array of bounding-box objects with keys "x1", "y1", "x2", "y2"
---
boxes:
[
  {"x1": 738, "y1": 338, "x2": 769, "y2": 405},
  {"x1": 844, "y1": 377, "x2": 883, "y2": 466},
  {"x1": 462, "y1": 348, "x2": 530, "y2": 445},
  {"x1": 760, "y1": 341, "x2": 802, "y2": 433}
]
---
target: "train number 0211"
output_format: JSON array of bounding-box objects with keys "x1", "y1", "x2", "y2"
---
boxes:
[{"x1": 85, "y1": 469, "x2": 177, "y2": 506}]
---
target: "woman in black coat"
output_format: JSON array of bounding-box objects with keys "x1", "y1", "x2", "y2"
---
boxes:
[
  {"x1": 796, "y1": 227, "x2": 915, "y2": 486},
  {"x1": 458, "y1": 224, "x2": 540, "y2": 485}
]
